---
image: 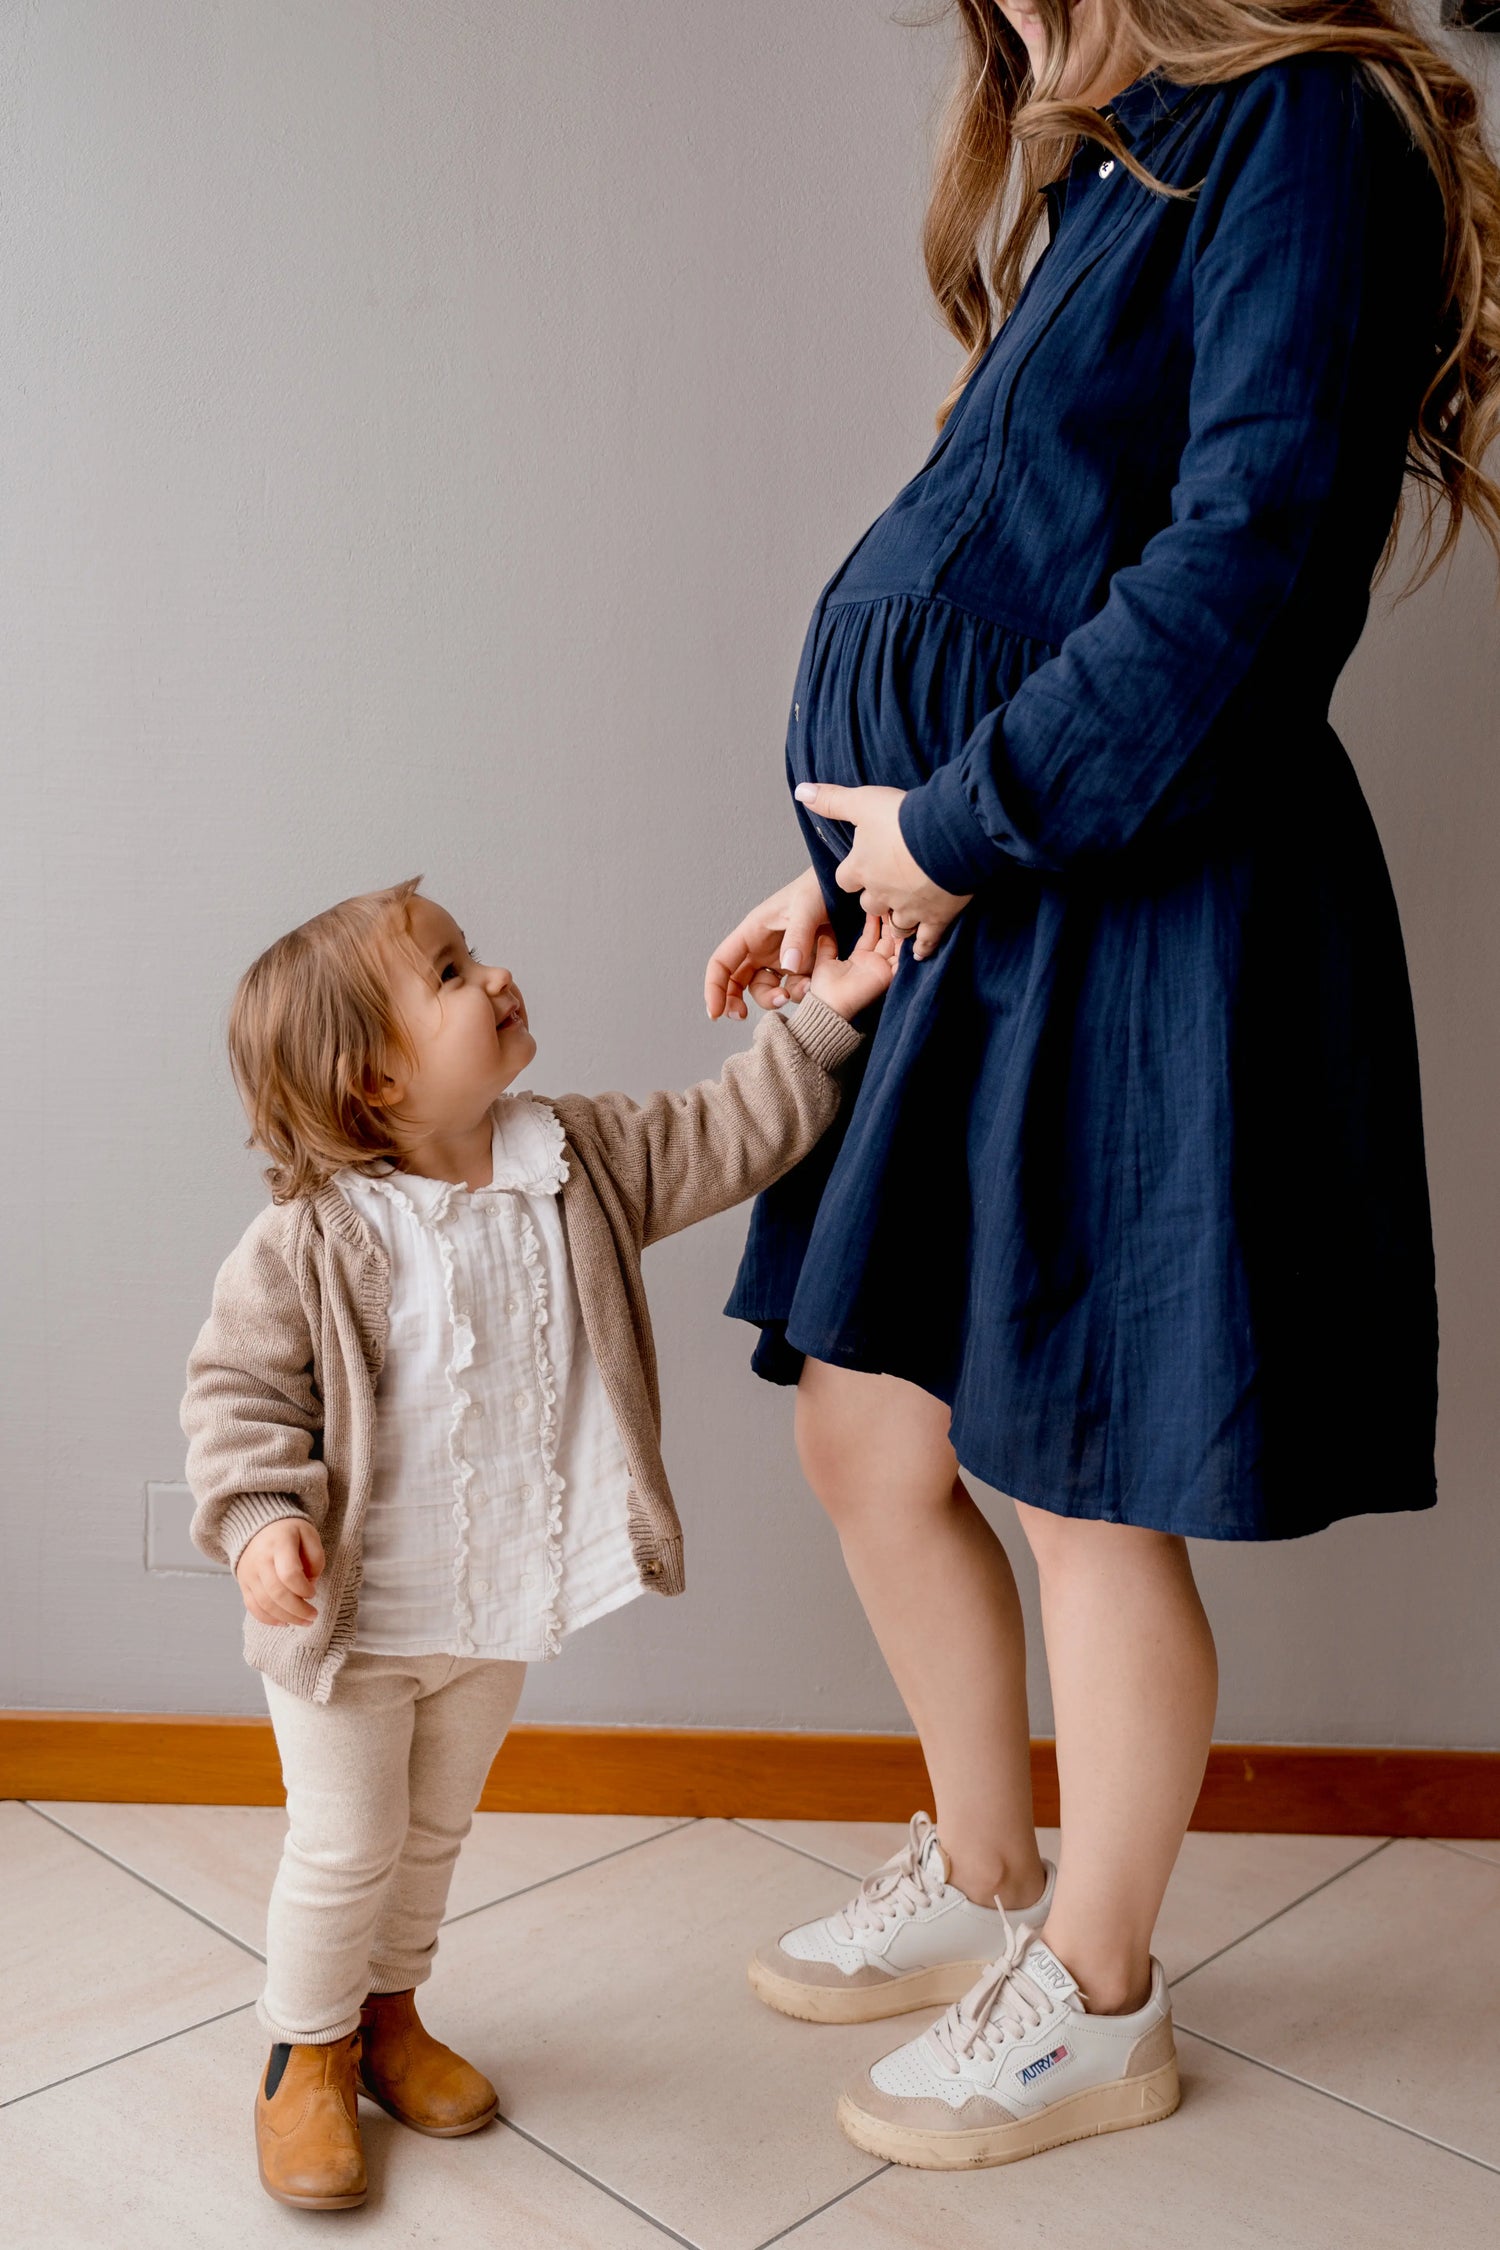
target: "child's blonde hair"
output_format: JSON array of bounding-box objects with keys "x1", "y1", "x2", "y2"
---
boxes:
[{"x1": 228, "y1": 876, "x2": 433, "y2": 1202}]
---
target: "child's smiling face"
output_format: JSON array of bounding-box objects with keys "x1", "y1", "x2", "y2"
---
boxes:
[{"x1": 380, "y1": 895, "x2": 536, "y2": 1145}]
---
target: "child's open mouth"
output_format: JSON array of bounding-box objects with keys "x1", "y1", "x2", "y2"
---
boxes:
[{"x1": 496, "y1": 1001, "x2": 525, "y2": 1034}]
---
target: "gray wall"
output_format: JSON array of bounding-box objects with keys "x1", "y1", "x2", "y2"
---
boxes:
[{"x1": 3, "y1": 2, "x2": 1496, "y2": 1747}]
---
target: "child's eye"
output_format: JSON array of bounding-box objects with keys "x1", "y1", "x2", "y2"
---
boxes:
[{"x1": 439, "y1": 961, "x2": 461, "y2": 984}]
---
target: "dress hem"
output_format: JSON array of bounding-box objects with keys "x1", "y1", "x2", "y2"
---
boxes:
[{"x1": 740, "y1": 1311, "x2": 1438, "y2": 1545}]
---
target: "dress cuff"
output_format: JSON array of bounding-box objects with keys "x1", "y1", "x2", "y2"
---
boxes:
[
  {"x1": 216, "y1": 1492, "x2": 309, "y2": 1571},
  {"x1": 781, "y1": 990, "x2": 863, "y2": 1073},
  {"x1": 899, "y1": 759, "x2": 1008, "y2": 895}
]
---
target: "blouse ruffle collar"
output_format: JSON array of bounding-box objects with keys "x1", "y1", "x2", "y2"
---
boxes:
[{"x1": 340, "y1": 1095, "x2": 569, "y2": 1222}]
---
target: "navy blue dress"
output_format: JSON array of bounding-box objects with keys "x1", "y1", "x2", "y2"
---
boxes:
[{"x1": 726, "y1": 57, "x2": 1442, "y2": 1540}]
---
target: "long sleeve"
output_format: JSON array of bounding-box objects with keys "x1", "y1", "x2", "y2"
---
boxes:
[
  {"x1": 552, "y1": 992, "x2": 861, "y2": 1250},
  {"x1": 898, "y1": 58, "x2": 1427, "y2": 890},
  {"x1": 180, "y1": 1206, "x2": 329, "y2": 1567}
]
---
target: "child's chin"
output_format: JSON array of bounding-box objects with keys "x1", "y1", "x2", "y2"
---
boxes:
[{"x1": 497, "y1": 1028, "x2": 537, "y2": 1078}]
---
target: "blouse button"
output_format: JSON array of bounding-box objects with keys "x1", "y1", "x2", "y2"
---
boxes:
[
  {"x1": 521, "y1": 1482, "x2": 536, "y2": 1500},
  {"x1": 1098, "y1": 158, "x2": 1115, "y2": 178},
  {"x1": 513, "y1": 1391, "x2": 529, "y2": 1413},
  {"x1": 506, "y1": 1297, "x2": 521, "y2": 1316},
  {"x1": 472, "y1": 1576, "x2": 491, "y2": 1596}
]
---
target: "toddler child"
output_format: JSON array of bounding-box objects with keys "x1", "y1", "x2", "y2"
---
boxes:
[{"x1": 181, "y1": 874, "x2": 891, "y2": 2210}]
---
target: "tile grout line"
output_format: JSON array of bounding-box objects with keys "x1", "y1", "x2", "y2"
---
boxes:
[
  {"x1": 494, "y1": 2113, "x2": 702, "y2": 2248},
  {"x1": 1173, "y1": 2026, "x2": 1500, "y2": 2178},
  {"x1": 0, "y1": 2002, "x2": 257, "y2": 2112},
  {"x1": 23, "y1": 1804, "x2": 703, "y2": 1955},
  {"x1": 729, "y1": 1818, "x2": 876, "y2": 1883},
  {"x1": 1167, "y1": 1837, "x2": 1395, "y2": 1991},
  {"x1": 751, "y1": 2163, "x2": 893, "y2": 2248},
  {"x1": 440, "y1": 1817, "x2": 703, "y2": 1929},
  {"x1": 21, "y1": 1802, "x2": 269, "y2": 1963},
  {"x1": 1428, "y1": 1837, "x2": 1500, "y2": 1873}
]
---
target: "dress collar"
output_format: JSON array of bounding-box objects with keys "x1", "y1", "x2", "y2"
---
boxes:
[{"x1": 1096, "y1": 70, "x2": 1201, "y2": 149}]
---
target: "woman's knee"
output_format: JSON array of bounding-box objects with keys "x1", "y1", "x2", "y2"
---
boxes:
[
  {"x1": 1016, "y1": 1499, "x2": 1188, "y2": 1587},
  {"x1": 794, "y1": 1360, "x2": 959, "y2": 1530}
]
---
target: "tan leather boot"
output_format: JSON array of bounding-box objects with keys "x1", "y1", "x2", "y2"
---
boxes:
[
  {"x1": 358, "y1": 1988, "x2": 498, "y2": 2136},
  {"x1": 254, "y1": 2031, "x2": 367, "y2": 2209}
]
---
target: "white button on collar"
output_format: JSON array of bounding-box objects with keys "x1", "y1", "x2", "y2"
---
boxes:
[{"x1": 1098, "y1": 157, "x2": 1116, "y2": 178}]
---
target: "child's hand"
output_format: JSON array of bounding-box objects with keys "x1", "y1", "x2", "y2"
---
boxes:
[
  {"x1": 235, "y1": 1517, "x2": 325, "y2": 1627},
  {"x1": 798, "y1": 913, "x2": 900, "y2": 1022}
]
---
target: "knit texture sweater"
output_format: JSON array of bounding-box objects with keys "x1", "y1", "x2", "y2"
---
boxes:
[{"x1": 181, "y1": 995, "x2": 861, "y2": 1702}]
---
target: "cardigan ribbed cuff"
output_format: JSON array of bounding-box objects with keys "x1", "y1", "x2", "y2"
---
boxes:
[
  {"x1": 781, "y1": 990, "x2": 863, "y2": 1073},
  {"x1": 217, "y1": 1491, "x2": 310, "y2": 1571}
]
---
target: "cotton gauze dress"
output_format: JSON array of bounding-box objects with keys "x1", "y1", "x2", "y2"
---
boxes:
[{"x1": 726, "y1": 58, "x2": 1442, "y2": 1539}]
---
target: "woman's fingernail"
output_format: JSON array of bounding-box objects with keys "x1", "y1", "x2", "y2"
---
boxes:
[
  {"x1": 793, "y1": 783, "x2": 817, "y2": 803},
  {"x1": 781, "y1": 948, "x2": 801, "y2": 973},
  {"x1": 771, "y1": 991, "x2": 785, "y2": 1008}
]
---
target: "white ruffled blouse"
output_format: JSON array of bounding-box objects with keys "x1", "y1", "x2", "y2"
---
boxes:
[{"x1": 335, "y1": 1095, "x2": 643, "y2": 1661}]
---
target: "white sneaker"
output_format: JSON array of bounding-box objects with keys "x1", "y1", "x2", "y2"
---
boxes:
[
  {"x1": 748, "y1": 1812, "x2": 1056, "y2": 2025},
  {"x1": 837, "y1": 1922, "x2": 1179, "y2": 2169}
]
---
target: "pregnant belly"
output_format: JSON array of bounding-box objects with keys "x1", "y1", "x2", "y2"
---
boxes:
[{"x1": 790, "y1": 592, "x2": 1055, "y2": 804}]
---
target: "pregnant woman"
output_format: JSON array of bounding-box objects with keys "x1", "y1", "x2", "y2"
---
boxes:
[{"x1": 705, "y1": 0, "x2": 1499, "y2": 2173}]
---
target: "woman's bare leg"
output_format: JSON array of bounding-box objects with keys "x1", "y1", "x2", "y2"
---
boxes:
[
  {"x1": 796, "y1": 1358, "x2": 1047, "y2": 1908},
  {"x1": 1016, "y1": 1503, "x2": 1219, "y2": 2014}
]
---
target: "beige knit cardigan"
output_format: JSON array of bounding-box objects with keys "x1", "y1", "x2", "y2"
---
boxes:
[{"x1": 181, "y1": 994, "x2": 861, "y2": 1703}]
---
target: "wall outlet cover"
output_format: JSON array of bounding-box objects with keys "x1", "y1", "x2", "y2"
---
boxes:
[{"x1": 145, "y1": 1480, "x2": 227, "y2": 1573}]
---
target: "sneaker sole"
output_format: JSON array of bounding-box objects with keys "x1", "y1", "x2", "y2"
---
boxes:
[
  {"x1": 836, "y1": 2056, "x2": 1181, "y2": 2169},
  {"x1": 747, "y1": 1953, "x2": 993, "y2": 2025}
]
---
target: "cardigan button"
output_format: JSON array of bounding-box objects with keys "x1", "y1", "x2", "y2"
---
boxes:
[{"x1": 642, "y1": 1558, "x2": 662, "y2": 1577}]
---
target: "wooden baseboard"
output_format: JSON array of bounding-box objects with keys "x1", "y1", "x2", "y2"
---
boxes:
[{"x1": 3, "y1": 1713, "x2": 1497, "y2": 1835}]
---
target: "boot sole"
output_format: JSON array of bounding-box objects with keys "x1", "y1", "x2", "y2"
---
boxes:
[
  {"x1": 358, "y1": 2076, "x2": 499, "y2": 2138},
  {"x1": 256, "y1": 2154, "x2": 367, "y2": 2210},
  {"x1": 747, "y1": 1953, "x2": 991, "y2": 2025},
  {"x1": 837, "y1": 2055, "x2": 1180, "y2": 2169}
]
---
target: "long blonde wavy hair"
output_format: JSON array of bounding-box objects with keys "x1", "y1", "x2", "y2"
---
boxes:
[{"x1": 923, "y1": 0, "x2": 1500, "y2": 578}]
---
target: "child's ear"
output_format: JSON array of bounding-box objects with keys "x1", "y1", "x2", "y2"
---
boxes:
[{"x1": 361, "y1": 1061, "x2": 405, "y2": 1112}]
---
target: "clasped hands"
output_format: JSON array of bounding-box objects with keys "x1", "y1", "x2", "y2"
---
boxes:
[{"x1": 705, "y1": 783, "x2": 972, "y2": 1023}]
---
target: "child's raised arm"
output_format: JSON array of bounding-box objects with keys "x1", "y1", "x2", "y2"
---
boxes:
[{"x1": 551, "y1": 917, "x2": 896, "y2": 1250}]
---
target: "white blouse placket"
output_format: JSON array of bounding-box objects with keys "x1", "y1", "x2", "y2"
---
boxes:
[
  {"x1": 506, "y1": 1193, "x2": 567, "y2": 1658},
  {"x1": 342, "y1": 1096, "x2": 591, "y2": 1662}
]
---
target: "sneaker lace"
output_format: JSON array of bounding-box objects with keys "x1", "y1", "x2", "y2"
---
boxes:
[
  {"x1": 922, "y1": 1919, "x2": 1056, "y2": 2075},
  {"x1": 831, "y1": 1811, "x2": 945, "y2": 1943}
]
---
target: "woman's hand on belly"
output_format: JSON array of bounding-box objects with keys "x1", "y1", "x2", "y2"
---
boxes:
[
  {"x1": 704, "y1": 865, "x2": 832, "y2": 1021},
  {"x1": 794, "y1": 783, "x2": 972, "y2": 961}
]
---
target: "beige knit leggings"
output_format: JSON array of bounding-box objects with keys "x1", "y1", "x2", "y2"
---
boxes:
[{"x1": 260, "y1": 1651, "x2": 526, "y2": 2043}]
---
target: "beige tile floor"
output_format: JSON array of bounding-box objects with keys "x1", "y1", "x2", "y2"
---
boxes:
[{"x1": 5, "y1": 1804, "x2": 1498, "y2": 2247}]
